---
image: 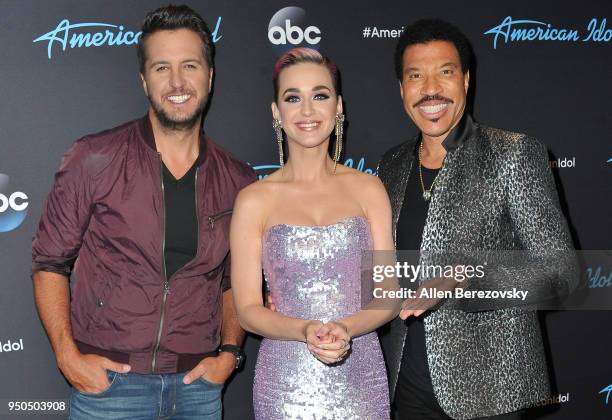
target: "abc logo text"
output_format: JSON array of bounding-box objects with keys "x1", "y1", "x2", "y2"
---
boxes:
[{"x1": 268, "y1": 7, "x2": 321, "y2": 53}]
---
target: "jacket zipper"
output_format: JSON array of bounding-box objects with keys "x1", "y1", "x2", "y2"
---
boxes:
[
  {"x1": 151, "y1": 154, "x2": 169, "y2": 372},
  {"x1": 151, "y1": 161, "x2": 202, "y2": 372},
  {"x1": 208, "y1": 209, "x2": 232, "y2": 229},
  {"x1": 194, "y1": 170, "x2": 200, "y2": 262}
]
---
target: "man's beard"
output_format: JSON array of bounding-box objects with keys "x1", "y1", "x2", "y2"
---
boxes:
[{"x1": 149, "y1": 94, "x2": 208, "y2": 131}]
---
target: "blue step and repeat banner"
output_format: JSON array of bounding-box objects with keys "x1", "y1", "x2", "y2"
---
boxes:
[{"x1": 0, "y1": 0, "x2": 610, "y2": 418}]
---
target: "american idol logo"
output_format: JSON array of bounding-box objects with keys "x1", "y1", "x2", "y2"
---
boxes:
[
  {"x1": 535, "y1": 392, "x2": 570, "y2": 407},
  {"x1": 0, "y1": 174, "x2": 29, "y2": 233},
  {"x1": 268, "y1": 7, "x2": 322, "y2": 55},
  {"x1": 484, "y1": 17, "x2": 611, "y2": 49},
  {"x1": 0, "y1": 338, "x2": 24, "y2": 353},
  {"x1": 251, "y1": 157, "x2": 376, "y2": 180},
  {"x1": 587, "y1": 266, "x2": 612, "y2": 289},
  {"x1": 33, "y1": 20, "x2": 141, "y2": 59},
  {"x1": 343, "y1": 157, "x2": 376, "y2": 175},
  {"x1": 33, "y1": 17, "x2": 223, "y2": 59},
  {"x1": 600, "y1": 384, "x2": 612, "y2": 405}
]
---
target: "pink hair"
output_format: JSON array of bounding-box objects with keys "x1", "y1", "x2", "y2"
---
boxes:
[{"x1": 272, "y1": 48, "x2": 339, "y2": 99}]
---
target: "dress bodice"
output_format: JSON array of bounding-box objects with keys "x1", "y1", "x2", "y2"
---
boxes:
[{"x1": 262, "y1": 216, "x2": 372, "y2": 322}]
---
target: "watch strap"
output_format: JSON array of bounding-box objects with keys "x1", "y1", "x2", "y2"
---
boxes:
[{"x1": 218, "y1": 344, "x2": 245, "y2": 370}]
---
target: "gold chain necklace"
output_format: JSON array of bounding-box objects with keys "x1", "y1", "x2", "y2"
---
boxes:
[{"x1": 418, "y1": 141, "x2": 441, "y2": 201}]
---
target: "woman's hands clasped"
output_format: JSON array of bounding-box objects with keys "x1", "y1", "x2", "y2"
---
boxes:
[{"x1": 304, "y1": 320, "x2": 351, "y2": 364}]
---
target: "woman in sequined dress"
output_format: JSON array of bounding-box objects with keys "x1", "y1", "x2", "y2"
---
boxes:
[{"x1": 230, "y1": 48, "x2": 400, "y2": 419}]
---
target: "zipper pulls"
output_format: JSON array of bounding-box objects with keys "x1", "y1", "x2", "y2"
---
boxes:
[
  {"x1": 208, "y1": 209, "x2": 233, "y2": 229},
  {"x1": 163, "y1": 280, "x2": 170, "y2": 295}
]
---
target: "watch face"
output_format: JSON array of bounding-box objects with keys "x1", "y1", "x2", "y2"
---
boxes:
[{"x1": 220, "y1": 345, "x2": 244, "y2": 369}]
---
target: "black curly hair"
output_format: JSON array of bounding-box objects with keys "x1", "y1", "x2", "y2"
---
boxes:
[{"x1": 394, "y1": 19, "x2": 473, "y2": 80}]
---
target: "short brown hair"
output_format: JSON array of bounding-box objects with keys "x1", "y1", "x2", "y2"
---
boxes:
[{"x1": 137, "y1": 4, "x2": 214, "y2": 73}]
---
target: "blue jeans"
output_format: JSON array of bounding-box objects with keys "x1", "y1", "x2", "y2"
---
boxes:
[{"x1": 69, "y1": 371, "x2": 223, "y2": 420}]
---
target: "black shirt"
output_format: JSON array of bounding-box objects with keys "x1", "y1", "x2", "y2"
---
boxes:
[
  {"x1": 395, "y1": 147, "x2": 439, "y2": 394},
  {"x1": 394, "y1": 114, "x2": 475, "y2": 417},
  {"x1": 162, "y1": 160, "x2": 199, "y2": 280}
]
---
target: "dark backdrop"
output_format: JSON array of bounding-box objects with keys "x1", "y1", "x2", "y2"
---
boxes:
[{"x1": 0, "y1": 1, "x2": 610, "y2": 419}]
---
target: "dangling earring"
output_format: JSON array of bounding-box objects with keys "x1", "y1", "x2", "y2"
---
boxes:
[
  {"x1": 273, "y1": 118, "x2": 284, "y2": 170},
  {"x1": 333, "y1": 113, "x2": 345, "y2": 173}
]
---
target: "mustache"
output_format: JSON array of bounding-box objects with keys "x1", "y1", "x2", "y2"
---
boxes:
[
  {"x1": 164, "y1": 89, "x2": 196, "y2": 96},
  {"x1": 413, "y1": 95, "x2": 453, "y2": 108}
]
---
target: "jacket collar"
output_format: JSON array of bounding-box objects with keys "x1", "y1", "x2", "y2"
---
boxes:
[
  {"x1": 441, "y1": 112, "x2": 474, "y2": 152},
  {"x1": 402, "y1": 114, "x2": 475, "y2": 161},
  {"x1": 139, "y1": 114, "x2": 207, "y2": 167}
]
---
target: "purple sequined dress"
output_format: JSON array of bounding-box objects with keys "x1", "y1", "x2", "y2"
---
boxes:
[{"x1": 254, "y1": 216, "x2": 390, "y2": 419}]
